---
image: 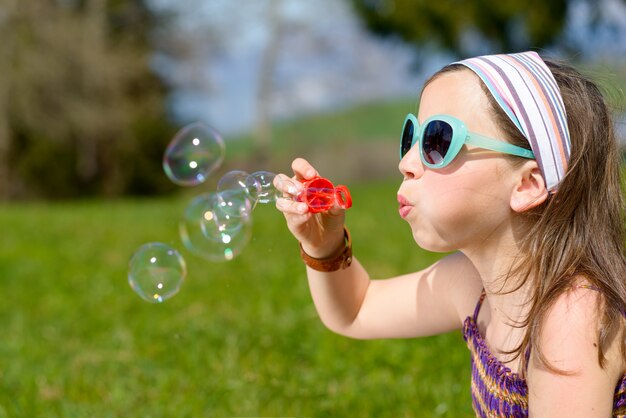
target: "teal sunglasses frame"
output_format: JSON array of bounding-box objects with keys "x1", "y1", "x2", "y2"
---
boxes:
[{"x1": 400, "y1": 113, "x2": 535, "y2": 168}]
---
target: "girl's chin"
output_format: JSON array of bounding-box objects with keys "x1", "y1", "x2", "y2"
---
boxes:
[{"x1": 411, "y1": 230, "x2": 455, "y2": 253}]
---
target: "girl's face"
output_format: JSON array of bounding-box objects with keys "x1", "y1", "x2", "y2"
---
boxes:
[{"x1": 398, "y1": 70, "x2": 519, "y2": 252}]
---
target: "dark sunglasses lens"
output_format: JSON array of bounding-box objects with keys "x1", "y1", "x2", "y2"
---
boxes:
[
  {"x1": 422, "y1": 120, "x2": 453, "y2": 165},
  {"x1": 401, "y1": 119, "x2": 415, "y2": 157}
]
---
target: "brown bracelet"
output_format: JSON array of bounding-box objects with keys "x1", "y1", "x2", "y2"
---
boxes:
[{"x1": 299, "y1": 227, "x2": 352, "y2": 272}]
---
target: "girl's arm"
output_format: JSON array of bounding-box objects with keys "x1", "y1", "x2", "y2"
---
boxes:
[
  {"x1": 305, "y1": 251, "x2": 483, "y2": 339},
  {"x1": 527, "y1": 286, "x2": 624, "y2": 416},
  {"x1": 275, "y1": 158, "x2": 483, "y2": 339}
]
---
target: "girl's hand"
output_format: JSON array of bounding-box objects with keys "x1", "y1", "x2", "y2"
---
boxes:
[{"x1": 274, "y1": 158, "x2": 346, "y2": 259}]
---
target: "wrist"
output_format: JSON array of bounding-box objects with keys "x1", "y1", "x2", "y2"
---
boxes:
[
  {"x1": 300, "y1": 231, "x2": 345, "y2": 259},
  {"x1": 299, "y1": 227, "x2": 352, "y2": 272}
]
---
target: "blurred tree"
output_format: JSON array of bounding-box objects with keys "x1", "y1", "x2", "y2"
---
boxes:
[
  {"x1": 151, "y1": 0, "x2": 297, "y2": 162},
  {"x1": 350, "y1": 0, "x2": 625, "y2": 57},
  {"x1": 0, "y1": 0, "x2": 16, "y2": 200},
  {"x1": 0, "y1": 0, "x2": 175, "y2": 199},
  {"x1": 255, "y1": 0, "x2": 284, "y2": 163}
]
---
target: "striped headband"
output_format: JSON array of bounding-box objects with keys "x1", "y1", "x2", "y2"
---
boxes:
[{"x1": 455, "y1": 51, "x2": 571, "y2": 192}]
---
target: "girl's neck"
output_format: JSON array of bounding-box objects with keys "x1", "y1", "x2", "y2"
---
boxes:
[{"x1": 461, "y1": 221, "x2": 533, "y2": 321}]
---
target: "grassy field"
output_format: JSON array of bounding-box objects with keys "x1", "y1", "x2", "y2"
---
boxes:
[
  {"x1": 0, "y1": 181, "x2": 474, "y2": 417},
  {"x1": 0, "y1": 99, "x2": 477, "y2": 417}
]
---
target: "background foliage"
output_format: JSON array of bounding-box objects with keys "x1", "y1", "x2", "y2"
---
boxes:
[
  {"x1": 350, "y1": 0, "x2": 625, "y2": 56},
  {"x1": 2, "y1": 0, "x2": 625, "y2": 200},
  {"x1": 1, "y1": 0, "x2": 176, "y2": 199}
]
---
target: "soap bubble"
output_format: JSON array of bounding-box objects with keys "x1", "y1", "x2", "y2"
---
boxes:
[
  {"x1": 215, "y1": 189, "x2": 254, "y2": 221},
  {"x1": 128, "y1": 243, "x2": 186, "y2": 303},
  {"x1": 251, "y1": 171, "x2": 278, "y2": 204},
  {"x1": 180, "y1": 193, "x2": 252, "y2": 262},
  {"x1": 163, "y1": 122, "x2": 225, "y2": 186},
  {"x1": 217, "y1": 170, "x2": 261, "y2": 205}
]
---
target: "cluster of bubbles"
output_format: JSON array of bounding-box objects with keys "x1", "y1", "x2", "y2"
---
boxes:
[{"x1": 128, "y1": 122, "x2": 279, "y2": 303}]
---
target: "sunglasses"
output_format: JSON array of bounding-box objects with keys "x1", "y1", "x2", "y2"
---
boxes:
[{"x1": 400, "y1": 114, "x2": 535, "y2": 168}]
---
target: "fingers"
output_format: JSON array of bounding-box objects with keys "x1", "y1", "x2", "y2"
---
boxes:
[
  {"x1": 328, "y1": 203, "x2": 345, "y2": 217},
  {"x1": 275, "y1": 194, "x2": 312, "y2": 237},
  {"x1": 274, "y1": 170, "x2": 347, "y2": 216},
  {"x1": 273, "y1": 174, "x2": 309, "y2": 217},
  {"x1": 275, "y1": 196, "x2": 309, "y2": 216},
  {"x1": 273, "y1": 159, "x2": 347, "y2": 245},
  {"x1": 291, "y1": 158, "x2": 318, "y2": 181},
  {"x1": 273, "y1": 174, "x2": 302, "y2": 197},
  {"x1": 272, "y1": 159, "x2": 318, "y2": 195},
  {"x1": 273, "y1": 158, "x2": 336, "y2": 218}
]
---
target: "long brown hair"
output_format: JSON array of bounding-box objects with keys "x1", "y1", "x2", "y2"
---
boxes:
[{"x1": 428, "y1": 58, "x2": 626, "y2": 374}]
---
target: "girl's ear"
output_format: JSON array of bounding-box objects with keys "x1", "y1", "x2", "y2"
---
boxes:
[{"x1": 510, "y1": 161, "x2": 548, "y2": 213}]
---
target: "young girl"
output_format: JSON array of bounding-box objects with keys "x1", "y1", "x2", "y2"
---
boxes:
[{"x1": 274, "y1": 51, "x2": 626, "y2": 417}]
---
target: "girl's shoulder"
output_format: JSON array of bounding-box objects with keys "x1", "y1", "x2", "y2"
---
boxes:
[
  {"x1": 526, "y1": 282, "x2": 625, "y2": 416},
  {"x1": 535, "y1": 276, "x2": 625, "y2": 379}
]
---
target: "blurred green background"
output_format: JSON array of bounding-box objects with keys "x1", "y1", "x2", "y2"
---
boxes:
[{"x1": 2, "y1": 0, "x2": 625, "y2": 416}]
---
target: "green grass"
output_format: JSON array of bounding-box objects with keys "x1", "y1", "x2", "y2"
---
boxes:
[{"x1": 0, "y1": 180, "x2": 474, "y2": 417}]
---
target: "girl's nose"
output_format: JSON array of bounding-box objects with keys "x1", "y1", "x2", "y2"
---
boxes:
[{"x1": 398, "y1": 146, "x2": 425, "y2": 180}]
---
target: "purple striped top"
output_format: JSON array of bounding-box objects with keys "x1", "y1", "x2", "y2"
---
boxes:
[{"x1": 463, "y1": 289, "x2": 626, "y2": 417}]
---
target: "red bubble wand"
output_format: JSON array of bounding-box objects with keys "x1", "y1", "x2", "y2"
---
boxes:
[{"x1": 297, "y1": 176, "x2": 352, "y2": 213}]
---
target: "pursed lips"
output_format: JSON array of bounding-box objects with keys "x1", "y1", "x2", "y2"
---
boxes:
[{"x1": 397, "y1": 194, "x2": 413, "y2": 219}]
